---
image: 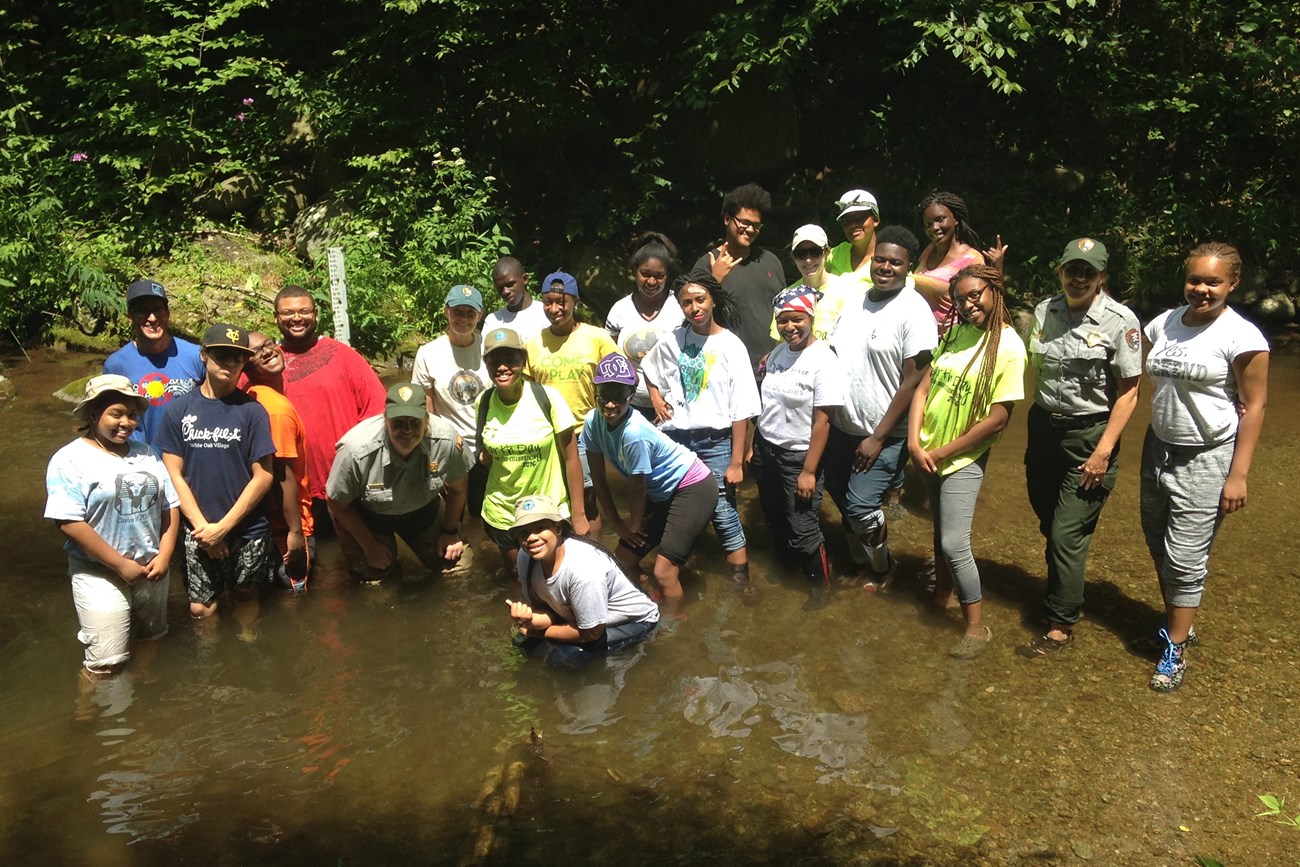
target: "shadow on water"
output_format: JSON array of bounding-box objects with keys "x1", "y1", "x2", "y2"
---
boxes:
[{"x1": 3, "y1": 346, "x2": 1300, "y2": 865}]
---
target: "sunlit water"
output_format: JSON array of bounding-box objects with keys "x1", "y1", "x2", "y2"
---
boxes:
[{"x1": 2, "y1": 342, "x2": 1298, "y2": 866}]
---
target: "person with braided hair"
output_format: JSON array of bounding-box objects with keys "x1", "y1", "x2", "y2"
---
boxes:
[
  {"x1": 908, "y1": 264, "x2": 1027, "y2": 658},
  {"x1": 913, "y1": 192, "x2": 987, "y2": 332}
]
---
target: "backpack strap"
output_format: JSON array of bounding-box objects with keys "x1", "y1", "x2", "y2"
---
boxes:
[{"x1": 475, "y1": 386, "x2": 496, "y2": 464}]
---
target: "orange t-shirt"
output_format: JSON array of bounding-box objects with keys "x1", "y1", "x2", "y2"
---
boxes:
[{"x1": 247, "y1": 384, "x2": 314, "y2": 541}]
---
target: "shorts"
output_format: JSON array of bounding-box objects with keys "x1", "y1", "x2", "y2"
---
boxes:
[
  {"x1": 619, "y1": 475, "x2": 718, "y2": 564},
  {"x1": 70, "y1": 564, "x2": 169, "y2": 672},
  {"x1": 183, "y1": 531, "x2": 273, "y2": 604}
]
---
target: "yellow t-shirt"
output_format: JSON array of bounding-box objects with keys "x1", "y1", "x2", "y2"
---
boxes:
[
  {"x1": 919, "y1": 323, "x2": 1026, "y2": 476},
  {"x1": 525, "y1": 323, "x2": 620, "y2": 432}
]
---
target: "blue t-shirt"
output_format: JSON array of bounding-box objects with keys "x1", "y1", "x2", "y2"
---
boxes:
[
  {"x1": 104, "y1": 337, "x2": 205, "y2": 447},
  {"x1": 44, "y1": 438, "x2": 180, "y2": 572},
  {"x1": 580, "y1": 409, "x2": 699, "y2": 502},
  {"x1": 156, "y1": 387, "x2": 275, "y2": 540}
]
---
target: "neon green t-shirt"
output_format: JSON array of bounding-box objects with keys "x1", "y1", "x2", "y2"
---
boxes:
[
  {"x1": 479, "y1": 384, "x2": 576, "y2": 530},
  {"x1": 919, "y1": 323, "x2": 1026, "y2": 476},
  {"x1": 525, "y1": 324, "x2": 620, "y2": 432},
  {"x1": 769, "y1": 272, "x2": 867, "y2": 343},
  {"x1": 827, "y1": 242, "x2": 872, "y2": 276}
]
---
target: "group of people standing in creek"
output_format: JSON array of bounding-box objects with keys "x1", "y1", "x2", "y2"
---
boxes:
[{"x1": 45, "y1": 182, "x2": 1269, "y2": 693}]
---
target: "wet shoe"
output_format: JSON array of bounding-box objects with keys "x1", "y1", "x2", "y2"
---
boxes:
[
  {"x1": 802, "y1": 585, "x2": 831, "y2": 611},
  {"x1": 862, "y1": 566, "x2": 894, "y2": 593},
  {"x1": 1132, "y1": 623, "x2": 1199, "y2": 654},
  {"x1": 1149, "y1": 629, "x2": 1187, "y2": 692},
  {"x1": 949, "y1": 625, "x2": 992, "y2": 659},
  {"x1": 1018, "y1": 631, "x2": 1075, "y2": 659}
]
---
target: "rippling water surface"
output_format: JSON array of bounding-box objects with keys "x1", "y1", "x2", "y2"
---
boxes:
[{"x1": 2, "y1": 344, "x2": 1297, "y2": 865}]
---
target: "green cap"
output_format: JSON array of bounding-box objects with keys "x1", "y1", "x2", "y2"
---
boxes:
[
  {"x1": 384, "y1": 383, "x2": 426, "y2": 420},
  {"x1": 1058, "y1": 237, "x2": 1108, "y2": 272}
]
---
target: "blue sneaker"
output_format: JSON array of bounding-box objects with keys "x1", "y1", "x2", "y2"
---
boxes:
[{"x1": 1149, "y1": 629, "x2": 1187, "y2": 692}]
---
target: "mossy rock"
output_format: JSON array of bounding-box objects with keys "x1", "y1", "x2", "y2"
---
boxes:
[{"x1": 54, "y1": 374, "x2": 96, "y2": 404}]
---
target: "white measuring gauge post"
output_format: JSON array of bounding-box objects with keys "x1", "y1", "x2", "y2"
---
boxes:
[{"x1": 326, "y1": 246, "x2": 352, "y2": 346}]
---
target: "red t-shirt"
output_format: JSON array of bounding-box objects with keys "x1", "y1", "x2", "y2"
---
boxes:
[{"x1": 281, "y1": 337, "x2": 386, "y2": 500}]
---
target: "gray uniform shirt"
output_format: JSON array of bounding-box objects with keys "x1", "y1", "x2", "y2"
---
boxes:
[
  {"x1": 1026, "y1": 292, "x2": 1142, "y2": 415},
  {"x1": 326, "y1": 414, "x2": 472, "y2": 517}
]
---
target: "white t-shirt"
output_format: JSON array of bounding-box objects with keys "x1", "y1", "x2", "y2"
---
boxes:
[
  {"x1": 516, "y1": 537, "x2": 660, "y2": 629},
  {"x1": 604, "y1": 295, "x2": 683, "y2": 407},
  {"x1": 1145, "y1": 306, "x2": 1269, "y2": 446},
  {"x1": 642, "y1": 326, "x2": 760, "y2": 432},
  {"x1": 411, "y1": 335, "x2": 489, "y2": 449},
  {"x1": 483, "y1": 301, "x2": 551, "y2": 346},
  {"x1": 45, "y1": 439, "x2": 180, "y2": 572},
  {"x1": 757, "y1": 341, "x2": 845, "y2": 450},
  {"x1": 829, "y1": 285, "x2": 937, "y2": 438}
]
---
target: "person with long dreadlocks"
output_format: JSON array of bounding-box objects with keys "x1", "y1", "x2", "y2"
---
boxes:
[
  {"x1": 913, "y1": 192, "x2": 987, "y2": 332},
  {"x1": 908, "y1": 264, "x2": 1027, "y2": 658},
  {"x1": 752, "y1": 284, "x2": 845, "y2": 610}
]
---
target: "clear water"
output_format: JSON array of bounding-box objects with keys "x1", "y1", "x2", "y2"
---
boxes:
[{"x1": 2, "y1": 343, "x2": 1298, "y2": 865}]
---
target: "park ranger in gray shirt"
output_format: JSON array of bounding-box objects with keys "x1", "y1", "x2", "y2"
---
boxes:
[
  {"x1": 327, "y1": 382, "x2": 474, "y2": 582},
  {"x1": 1021, "y1": 237, "x2": 1142, "y2": 658}
]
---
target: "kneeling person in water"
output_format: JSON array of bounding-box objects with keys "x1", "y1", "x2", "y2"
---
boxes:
[
  {"x1": 326, "y1": 383, "x2": 473, "y2": 582},
  {"x1": 507, "y1": 495, "x2": 660, "y2": 668}
]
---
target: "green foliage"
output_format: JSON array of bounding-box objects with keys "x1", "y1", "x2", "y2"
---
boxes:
[
  {"x1": 318, "y1": 147, "x2": 511, "y2": 358},
  {"x1": 1256, "y1": 794, "x2": 1300, "y2": 829},
  {"x1": 5, "y1": 0, "x2": 1300, "y2": 346}
]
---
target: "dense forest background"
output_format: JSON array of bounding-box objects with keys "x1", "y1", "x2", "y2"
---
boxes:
[{"x1": 2, "y1": 0, "x2": 1298, "y2": 356}]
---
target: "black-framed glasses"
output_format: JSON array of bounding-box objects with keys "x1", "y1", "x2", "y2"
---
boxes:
[
  {"x1": 248, "y1": 337, "x2": 278, "y2": 358},
  {"x1": 596, "y1": 387, "x2": 633, "y2": 405},
  {"x1": 731, "y1": 215, "x2": 763, "y2": 233}
]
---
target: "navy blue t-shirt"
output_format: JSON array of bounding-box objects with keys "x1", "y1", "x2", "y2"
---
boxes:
[{"x1": 157, "y1": 387, "x2": 275, "y2": 540}]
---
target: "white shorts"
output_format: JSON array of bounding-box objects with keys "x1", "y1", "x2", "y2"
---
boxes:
[{"x1": 70, "y1": 566, "x2": 169, "y2": 672}]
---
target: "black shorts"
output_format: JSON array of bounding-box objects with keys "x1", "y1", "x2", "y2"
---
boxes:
[{"x1": 620, "y1": 475, "x2": 718, "y2": 564}]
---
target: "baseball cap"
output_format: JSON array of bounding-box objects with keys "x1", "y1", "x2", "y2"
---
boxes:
[
  {"x1": 541, "y1": 271, "x2": 580, "y2": 298},
  {"x1": 835, "y1": 189, "x2": 880, "y2": 221},
  {"x1": 593, "y1": 352, "x2": 638, "y2": 387},
  {"x1": 72, "y1": 374, "x2": 149, "y2": 422},
  {"x1": 790, "y1": 224, "x2": 829, "y2": 251},
  {"x1": 126, "y1": 279, "x2": 167, "y2": 307},
  {"x1": 201, "y1": 323, "x2": 252, "y2": 353},
  {"x1": 1058, "y1": 238, "x2": 1108, "y2": 272},
  {"x1": 482, "y1": 327, "x2": 526, "y2": 355},
  {"x1": 384, "y1": 383, "x2": 426, "y2": 420},
  {"x1": 510, "y1": 494, "x2": 567, "y2": 529},
  {"x1": 445, "y1": 284, "x2": 484, "y2": 311}
]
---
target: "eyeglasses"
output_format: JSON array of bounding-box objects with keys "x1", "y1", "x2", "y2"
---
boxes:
[
  {"x1": 596, "y1": 388, "x2": 632, "y2": 405},
  {"x1": 276, "y1": 308, "x2": 316, "y2": 320},
  {"x1": 954, "y1": 285, "x2": 990, "y2": 305},
  {"x1": 248, "y1": 338, "x2": 278, "y2": 359},
  {"x1": 207, "y1": 348, "x2": 248, "y2": 365},
  {"x1": 792, "y1": 246, "x2": 824, "y2": 261},
  {"x1": 1063, "y1": 262, "x2": 1100, "y2": 279},
  {"x1": 387, "y1": 417, "x2": 424, "y2": 431},
  {"x1": 731, "y1": 216, "x2": 763, "y2": 233}
]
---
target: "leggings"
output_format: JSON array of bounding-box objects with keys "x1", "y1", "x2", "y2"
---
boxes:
[{"x1": 923, "y1": 453, "x2": 988, "y2": 605}]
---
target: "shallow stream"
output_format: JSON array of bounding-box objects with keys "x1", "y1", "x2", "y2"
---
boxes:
[{"x1": 2, "y1": 344, "x2": 1297, "y2": 866}]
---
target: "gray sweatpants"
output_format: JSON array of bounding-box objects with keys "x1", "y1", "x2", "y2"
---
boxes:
[
  {"x1": 923, "y1": 453, "x2": 988, "y2": 605},
  {"x1": 1139, "y1": 428, "x2": 1232, "y2": 608}
]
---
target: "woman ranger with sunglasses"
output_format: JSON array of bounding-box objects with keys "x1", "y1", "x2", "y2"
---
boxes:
[{"x1": 1020, "y1": 239, "x2": 1141, "y2": 658}]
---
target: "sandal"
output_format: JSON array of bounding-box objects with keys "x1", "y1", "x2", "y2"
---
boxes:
[
  {"x1": 1018, "y1": 631, "x2": 1075, "y2": 658},
  {"x1": 949, "y1": 625, "x2": 992, "y2": 659}
]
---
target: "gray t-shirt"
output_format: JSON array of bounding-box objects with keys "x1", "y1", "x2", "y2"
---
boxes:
[
  {"x1": 516, "y1": 537, "x2": 659, "y2": 630},
  {"x1": 690, "y1": 247, "x2": 788, "y2": 369}
]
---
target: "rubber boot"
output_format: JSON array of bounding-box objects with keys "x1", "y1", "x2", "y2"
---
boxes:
[{"x1": 801, "y1": 545, "x2": 831, "y2": 611}]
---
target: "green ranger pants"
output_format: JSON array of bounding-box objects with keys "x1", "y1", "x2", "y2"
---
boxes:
[{"x1": 1024, "y1": 404, "x2": 1122, "y2": 626}]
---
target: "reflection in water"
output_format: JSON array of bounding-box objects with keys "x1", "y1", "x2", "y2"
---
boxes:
[{"x1": 2, "y1": 347, "x2": 1300, "y2": 865}]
